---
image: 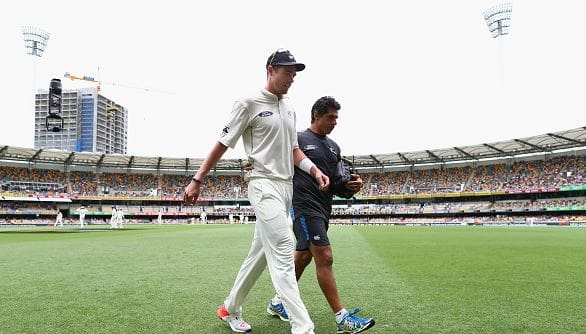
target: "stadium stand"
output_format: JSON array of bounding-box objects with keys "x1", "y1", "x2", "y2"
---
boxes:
[{"x1": 1, "y1": 127, "x2": 585, "y2": 225}]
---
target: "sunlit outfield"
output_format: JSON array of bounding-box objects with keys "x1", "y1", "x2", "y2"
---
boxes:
[{"x1": 1, "y1": 224, "x2": 585, "y2": 333}]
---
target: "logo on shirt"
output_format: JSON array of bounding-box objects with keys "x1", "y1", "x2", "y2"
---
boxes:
[
  {"x1": 257, "y1": 111, "x2": 273, "y2": 117},
  {"x1": 302, "y1": 144, "x2": 318, "y2": 151},
  {"x1": 329, "y1": 147, "x2": 338, "y2": 155},
  {"x1": 221, "y1": 125, "x2": 230, "y2": 137},
  {"x1": 313, "y1": 235, "x2": 321, "y2": 241}
]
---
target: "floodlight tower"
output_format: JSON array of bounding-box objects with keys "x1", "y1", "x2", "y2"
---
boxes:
[
  {"x1": 22, "y1": 26, "x2": 51, "y2": 95},
  {"x1": 483, "y1": 3, "x2": 512, "y2": 38},
  {"x1": 483, "y1": 3, "x2": 512, "y2": 90},
  {"x1": 22, "y1": 26, "x2": 51, "y2": 57},
  {"x1": 22, "y1": 27, "x2": 58, "y2": 133}
]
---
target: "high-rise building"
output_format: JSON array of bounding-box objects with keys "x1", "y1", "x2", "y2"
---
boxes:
[{"x1": 34, "y1": 87, "x2": 128, "y2": 154}]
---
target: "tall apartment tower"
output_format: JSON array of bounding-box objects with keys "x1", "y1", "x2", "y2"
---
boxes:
[{"x1": 34, "y1": 87, "x2": 128, "y2": 154}]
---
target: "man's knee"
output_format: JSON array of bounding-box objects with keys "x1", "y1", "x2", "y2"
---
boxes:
[
  {"x1": 320, "y1": 254, "x2": 334, "y2": 267},
  {"x1": 312, "y1": 245, "x2": 333, "y2": 267},
  {"x1": 295, "y1": 250, "x2": 312, "y2": 268}
]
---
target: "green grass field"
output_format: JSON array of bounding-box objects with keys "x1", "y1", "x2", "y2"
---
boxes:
[{"x1": 1, "y1": 224, "x2": 585, "y2": 333}]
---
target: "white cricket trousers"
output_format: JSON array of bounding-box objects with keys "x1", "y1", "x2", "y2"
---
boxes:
[{"x1": 224, "y1": 178, "x2": 315, "y2": 334}]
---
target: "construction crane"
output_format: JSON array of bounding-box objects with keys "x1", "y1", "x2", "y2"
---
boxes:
[
  {"x1": 63, "y1": 72, "x2": 102, "y2": 91},
  {"x1": 64, "y1": 72, "x2": 119, "y2": 121},
  {"x1": 63, "y1": 72, "x2": 173, "y2": 94}
]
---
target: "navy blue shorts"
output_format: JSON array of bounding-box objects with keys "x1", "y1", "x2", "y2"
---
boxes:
[{"x1": 292, "y1": 214, "x2": 330, "y2": 251}]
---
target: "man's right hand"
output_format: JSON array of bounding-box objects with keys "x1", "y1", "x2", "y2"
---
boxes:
[{"x1": 184, "y1": 180, "x2": 201, "y2": 205}]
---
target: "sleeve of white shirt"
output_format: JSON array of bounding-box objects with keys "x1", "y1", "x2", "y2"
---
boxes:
[
  {"x1": 219, "y1": 100, "x2": 250, "y2": 149},
  {"x1": 291, "y1": 110, "x2": 299, "y2": 150}
]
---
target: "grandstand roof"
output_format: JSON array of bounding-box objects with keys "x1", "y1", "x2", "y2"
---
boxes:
[
  {"x1": 1, "y1": 126, "x2": 584, "y2": 171},
  {"x1": 350, "y1": 126, "x2": 586, "y2": 169}
]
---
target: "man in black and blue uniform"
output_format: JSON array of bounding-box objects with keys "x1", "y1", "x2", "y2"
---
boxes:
[{"x1": 269, "y1": 96, "x2": 375, "y2": 334}]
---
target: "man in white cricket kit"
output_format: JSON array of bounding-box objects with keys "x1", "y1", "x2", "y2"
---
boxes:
[
  {"x1": 184, "y1": 49, "x2": 329, "y2": 334},
  {"x1": 55, "y1": 210, "x2": 64, "y2": 227},
  {"x1": 110, "y1": 207, "x2": 117, "y2": 229},
  {"x1": 200, "y1": 209, "x2": 207, "y2": 224},
  {"x1": 78, "y1": 206, "x2": 88, "y2": 228},
  {"x1": 116, "y1": 208, "x2": 124, "y2": 228}
]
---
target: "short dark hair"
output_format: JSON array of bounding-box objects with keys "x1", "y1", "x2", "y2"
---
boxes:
[{"x1": 311, "y1": 96, "x2": 340, "y2": 123}]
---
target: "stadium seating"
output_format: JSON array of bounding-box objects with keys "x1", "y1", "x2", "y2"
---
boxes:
[
  {"x1": 1, "y1": 154, "x2": 584, "y2": 225},
  {"x1": 2, "y1": 155, "x2": 583, "y2": 198}
]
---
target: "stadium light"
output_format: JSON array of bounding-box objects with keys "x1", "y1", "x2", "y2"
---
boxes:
[
  {"x1": 21, "y1": 26, "x2": 51, "y2": 57},
  {"x1": 483, "y1": 3, "x2": 512, "y2": 38},
  {"x1": 22, "y1": 27, "x2": 60, "y2": 131}
]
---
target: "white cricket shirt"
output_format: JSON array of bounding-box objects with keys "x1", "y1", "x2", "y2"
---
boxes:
[{"x1": 219, "y1": 89, "x2": 298, "y2": 181}]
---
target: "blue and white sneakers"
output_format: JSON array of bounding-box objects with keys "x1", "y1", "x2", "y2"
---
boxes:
[
  {"x1": 266, "y1": 299, "x2": 290, "y2": 322},
  {"x1": 336, "y1": 308, "x2": 375, "y2": 334}
]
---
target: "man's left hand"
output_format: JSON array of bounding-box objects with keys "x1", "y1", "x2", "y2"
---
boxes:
[
  {"x1": 345, "y1": 174, "x2": 363, "y2": 193},
  {"x1": 315, "y1": 170, "x2": 330, "y2": 191}
]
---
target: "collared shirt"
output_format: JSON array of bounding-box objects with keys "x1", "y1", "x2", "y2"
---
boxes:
[
  {"x1": 293, "y1": 129, "x2": 341, "y2": 218},
  {"x1": 219, "y1": 89, "x2": 298, "y2": 181}
]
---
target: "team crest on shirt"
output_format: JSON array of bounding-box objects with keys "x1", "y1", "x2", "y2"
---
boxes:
[
  {"x1": 258, "y1": 111, "x2": 273, "y2": 117},
  {"x1": 329, "y1": 147, "x2": 337, "y2": 155},
  {"x1": 302, "y1": 144, "x2": 318, "y2": 151},
  {"x1": 221, "y1": 125, "x2": 230, "y2": 137}
]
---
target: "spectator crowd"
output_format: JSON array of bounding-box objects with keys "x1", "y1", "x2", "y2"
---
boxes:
[{"x1": 0, "y1": 155, "x2": 583, "y2": 199}]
